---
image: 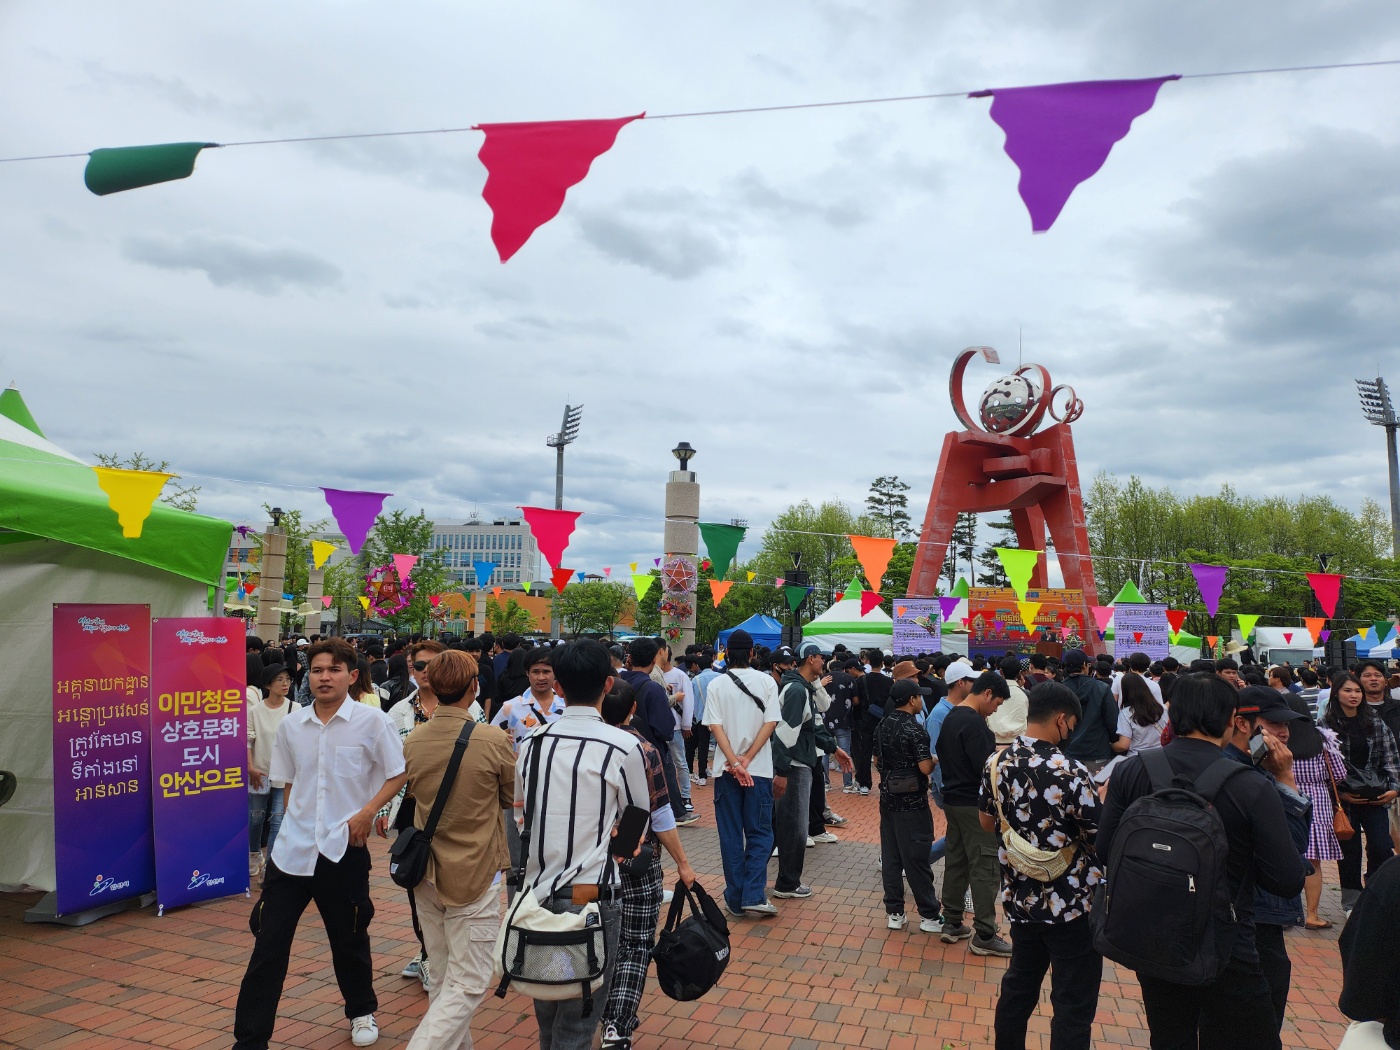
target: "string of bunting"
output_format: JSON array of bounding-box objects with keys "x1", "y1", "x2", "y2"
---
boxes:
[{"x1": 5, "y1": 59, "x2": 1396, "y2": 260}]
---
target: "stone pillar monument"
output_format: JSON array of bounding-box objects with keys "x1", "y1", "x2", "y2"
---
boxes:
[
  {"x1": 254, "y1": 523, "x2": 287, "y2": 644},
  {"x1": 662, "y1": 443, "x2": 700, "y2": 649},
  {"x1": 304, "y1": 568, "x2": 324, "y2": 637}
]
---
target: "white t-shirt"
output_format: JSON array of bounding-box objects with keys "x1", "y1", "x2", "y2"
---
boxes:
[
  {"x1": 1115, "y1": 708, "x2": 1168, "y2": 755},
  {"x1": 701, "y1": 667, "x2": 780, "y2": 779},
  {"x1": 663, "y1": 667, "x2": 693, "y2": 730},
  {"x1": 247, "y1": 698, "x2": 292, "y2": 787},
  {"x1": 1112, "y1": 672, "x2": 1163, "y2": 706}
]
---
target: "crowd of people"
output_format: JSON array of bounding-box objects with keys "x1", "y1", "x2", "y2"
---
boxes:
[{"x1": 232, "y1": 628, "x2": 1400, "y2": 1050}]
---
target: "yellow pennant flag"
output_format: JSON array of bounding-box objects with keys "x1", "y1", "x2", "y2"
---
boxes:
[
  {"x1": 1016, "y1": 600, "x2": 1042, "y2": 632},
  {"x1": 358, "y1": 596, "x2": 370, "y2": 611},
  {"x1": 746, "y1": 571, "x2": 756, "y2": 582},
  {"x1": 629, "y1": 562, "x2": 638, "y2": 572},
  {"x1": 92, "y1": 466, "x2": 173, "y2": 538},
  {"x1": 311, "y1": 540, "x2": 336, "y2": 569}
]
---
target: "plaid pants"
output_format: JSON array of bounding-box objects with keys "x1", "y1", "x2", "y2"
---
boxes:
[{"x1": 601, "y1": 846, "x2": 663, "y2": 1037}]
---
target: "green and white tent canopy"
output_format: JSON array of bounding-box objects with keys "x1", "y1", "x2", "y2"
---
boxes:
[{"x1": 800, "y1": 578, "x2": 894, "y2": 653}]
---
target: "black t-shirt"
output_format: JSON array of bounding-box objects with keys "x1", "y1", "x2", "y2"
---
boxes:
[
  {"x1": 874, "y1": 709, "x2": 932, "y2": 812},
  {"x1": 824, "y1": 671, "x2": 854, "y2": 730},
  {"x1": 934, "y1": 704, "x2": 996, "y2": 808}
]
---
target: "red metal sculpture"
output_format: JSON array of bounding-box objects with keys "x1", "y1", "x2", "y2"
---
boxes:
[{"x1": 908, "y1": 347, "x2": 1102, "y2": 653}]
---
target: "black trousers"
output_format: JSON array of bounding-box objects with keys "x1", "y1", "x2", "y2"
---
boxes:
[
  {"x1": 995, "y1": 916, "x2": 1102, "y2": 1050},
  {"x1": 1255, "y1": 923, "x2": 1290, "y2": 1033},
  {"x1": 686, "y1": 723, "x2": 711, "y2": 776},
  {"x1": 1136, "y1": 951, "x2": 1280, "y2": 1050},
  {"x1": 233, "y1": 847, "x2": 378, "y2": 1050},
  {"x1": 879, "y1": 805, "x2": 941, "y2": 920},
  {"x1": 852, "y1": 719, "x2": 876, "y2": 789},
  {"x1": 808, "y1": 761, "x2": 827, "y2": 836},
  {"x1": 1340, "y1": 801, "x2": 1394, "y2": 891}
]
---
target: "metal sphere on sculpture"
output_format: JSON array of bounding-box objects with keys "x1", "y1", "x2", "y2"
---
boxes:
[
  {"x1": 979, "y1": 373, "x2": 1042, "y2": 433},
  {"x1": 949, "y1": 347, "x2": 1081, "y2": 437}
]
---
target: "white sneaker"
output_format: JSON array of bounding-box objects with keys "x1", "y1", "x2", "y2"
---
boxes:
[
  {"x1": 812, "y1": 832, "x2": 839, "y2": 844},
  {"x1": 859, "y1": 787, "x2": 870, "y2": 795},
  {"x1": 696, "y1": 777, "x2": 706, "y2": 786},
  {"x1": 887, "y1": 912, "x2": 908, "y2": 930},
  {"x1": 919, "y1": 917, "x2": 942, "y2": 933},
  {"x1": 399, "y1": 956, "x2": 421, "y2": 978},
  {"x1": 418, "y1": 954, "x2": 430, "y2": 994},
  {"x1": 842, "y1": 784, "x2": 857, "y2": 794},
  {"x1": 806, "y1": 836, "x2": 815, "y2": 848},
  {"x1": 350, "y1": 1014, "x2": 379, "y2": 1047},
  {"x1": 662, "y1": 889, "x2": 674, "y2": 904}
]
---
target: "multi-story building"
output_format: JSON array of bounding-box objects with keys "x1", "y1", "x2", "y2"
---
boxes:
[{"x1": 430, "y1": 517, "x2": 541, "y2": 587}]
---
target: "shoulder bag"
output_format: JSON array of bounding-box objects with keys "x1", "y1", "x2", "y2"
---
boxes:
[
  {"x1": 1326, "y1": 751, "x2": 1356, "y2": 841},
  {"x1": 652, "y1": 879, "x2": 731, "y2": 1001},
  {"x1": 988, "y1": 749, "x2": 1076, "y2": 882},
  {"x1": 388, "y1": 719, "x2": 475, "y2": 889},
  {"x1": 724, "y1": 670, "x2": 769, "y2": 715}
]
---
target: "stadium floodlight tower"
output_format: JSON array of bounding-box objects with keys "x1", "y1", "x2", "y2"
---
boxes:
[
  {"x1": 1356, "y1": 376, "x2": 1400, "y2": 559},
  {"x1": 546, "y1": 404, "x2": 583, "y2": 511}
]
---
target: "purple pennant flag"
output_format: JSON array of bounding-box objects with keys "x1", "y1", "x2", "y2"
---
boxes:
[
  {"x1": 320, "y1": 487, "x2": 390, "y2": 555},
  {"x1": 937, "y1": 596, "x2": 961, "y2": 623},
  {"x1": 972, "y1": 76, "x2": 1178, "y2": 232},
  {"x1": 993, "y1": 619, "x2": 1005, "y2": 632},
  {"x1": 1189, "y1": 563, "x2": 1227, "y2": 617},
  {"x1": 1320, "y1": 629, "x2": 1332, "y2": 644}
]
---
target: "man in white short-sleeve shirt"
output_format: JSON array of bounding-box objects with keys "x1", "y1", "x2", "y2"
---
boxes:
[
  {"x1": 701, "y1": 629, "x2": 780, "y2": 917},
  {"x1": 234, "y1": 638, "x2": 407, "y2": 1050},
  {"x1": 1112, "y1": 652, "x2": 1164, "y2": 706}
]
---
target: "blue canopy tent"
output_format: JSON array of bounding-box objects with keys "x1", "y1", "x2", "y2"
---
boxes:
[{"x1": 717, "y1": 613, "x2": 783, "y2": 651}]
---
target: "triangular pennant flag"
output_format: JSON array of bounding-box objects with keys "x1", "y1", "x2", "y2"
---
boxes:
[
  {"x1": 701, "y1": 559, "x2": 711, "y2": 571},
  {"x1": 92, "y1": 466, "x2": 173, "y2": 538},
  {"x1": 654, "y1": 558, "x2": 661, "y2": 567},
  {"x1": 1165, "y1": 609, "x2": 1189, "y2": 634},
  {"x1": 358, "y1": 596, "x2": 370, "y2": 611},
  {"x1": 492, "y1": 586, "x2": 503, "y2": 597},
  {"x1": 849, "y1": 535, "x2": 898, "y2": 594},
  {"x1": 551, "y1": 567, "x2": 574, "y2": 594},
  {"x1": 860, "y1": 591, "x2": 882, "y2": 616},
  {"x1": 993, "y1": 620, "x2": 1006, "y2": 633},
  {"x1": 1109, "y1": 580, "x2": 1145, "y2": 604},
  {"x1": 476, "y1": 114, "x2": 644, "y2": 262},
  {"x1": 952, "y1": 577, "x2": 970, "y2": 599},
  {"x1": 84, "y1": 141, "x2": 216, "y2": 196},
  {"x1": 775, "y1": 577, "x2": 785, "y2": 588},
  {"x1": 938, "y1": 596, "x2": 961, "y2": 623},
  {"x1": 631, "y1": 574, "x2": 653, "y2": 601},
  {"x1": 321, "y1": 595, "x2": 333, "y2": 608},
  {"x1": 429, "y1": 595, "x2": 441, "y2": 607},
  {"x1": 282, "y1": 593, "x2": 294, "y2": 601},
  {"x1": 1357, "y1": 626, "x2": 1375, "y2": 646},
  {"x1": 392, "y1": 553, "x2": 419, "y2": 581},
  {"x1": 1376, "y1": 622, "x2": 1396, "y2": 645},
  {"x1": 1306, "y1": 573, "x2": 1343, "y2": 618},
  {"x1": 746, "y1": 571, "x2": 756, "y2": 583},
  {"x1": 996, "y1": 548, "x2": 1040, "y2": 599},
  {"x1": 1236, "y1": 614, "x2": 1260, "y2": 641},
  {"x1": 522, "y1": 581, "x2": 532, "y2": 593},
  {"x1": 1206, "y1": 634, "x2": 1219, "y2": 649},
  {"x1": 1320, "y1": 629, "x2": 1332, "y2": 644},
  {"x1": 1060, "y1": 626, "x2": 1073, "y2": 640},
  {"x1": 709, "y1": 581, "x2": 733, "y2": 607},
  {"x1": 519, "y1": 507, "x2": 582, "y2": 570},
  {"x1": 311, "y1": 539, "x2": 336, "y2": 569},
  {"x1": 784, "y1": 584, "x2": 809, "y2": 613},
  {"x1": 576, "y1": 570, "x2": 586, "y2": 583},
  {"x1": 1304, "y1": 617, "x2": 1327, "y2": 645},
  {"x1": 1090, "y1": 605, "x2": 1115, "y2": 633},
  {"x1": 1132, "y1": 631, "x2": 1144, "y2": 644},
  {"x1": 629, "y1": 562, "x2": 638, "y2": 572},
  {"x1": 1189, "y1": 563, "x2": 1227, "y2": 617},
  {"x1": 473, "y1": 561, "x2": 495, "y2": 588},
  {"x1": 603, "y1": 567, "x2": 612, "y2": 577},
  {"x1": 698, "y1": 522, "x2": 747, "y2": 580},
  {"x1": 974, "y1": 76, "x2": 1178, "y2": 232},
  {"x1": 1016, "y1": 600, "x2": 1042, "y2": 632},
  {"x1": 897, "y1": 606, "x2": 908, "y2": 617},
  {"x1": 321, "y1": 488, "x2": 390, "y2": 555},
  {"x1": 1283, "y1": 632, "x2": 1294, "y2": 644}
]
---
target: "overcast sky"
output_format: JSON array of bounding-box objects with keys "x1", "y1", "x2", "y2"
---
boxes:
[{"x1": 3, "y1": 3, "x2": 1398, "y2": 572}]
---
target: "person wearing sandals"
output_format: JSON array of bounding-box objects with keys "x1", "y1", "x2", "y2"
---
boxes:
[{"x1": 1290, "y1": 711, "x2": 1349, "y2": 928}]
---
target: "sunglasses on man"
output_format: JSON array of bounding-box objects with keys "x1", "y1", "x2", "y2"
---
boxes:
[{"x1": 413, "y1": 660, "x2": 429, "y2": 671}]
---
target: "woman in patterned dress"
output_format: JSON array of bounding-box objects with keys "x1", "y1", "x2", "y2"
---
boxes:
[{"x1": 1291, "y1": 719, "x2": 1348, "y2": 928}]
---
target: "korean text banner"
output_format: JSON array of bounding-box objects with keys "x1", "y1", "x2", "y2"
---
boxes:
[
  {"x1": 967, "y1": 588, "x2": 1087, "y2": 658},
  {"x1": 52, "y1": 604, "x2": 154, "y2": 916},
  {"x1": 1110, "y1": 603, "x2": 1170, "y2": 660},
  {"x1": 892, "y1": 599, "x2": 942, "y2": 658},
  {"x1": 150, "y1": 617, "x2": 250, "y2": 912}
]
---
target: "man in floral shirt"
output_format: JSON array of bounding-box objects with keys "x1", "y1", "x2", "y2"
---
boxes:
[{"x1": 979, "y1": 681, "x2": 1103, "y2": 1050}]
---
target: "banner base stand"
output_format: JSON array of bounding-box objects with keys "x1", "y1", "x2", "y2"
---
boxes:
[{"x1": 24, "y1": 889, "x2": 155, "y2": 927}]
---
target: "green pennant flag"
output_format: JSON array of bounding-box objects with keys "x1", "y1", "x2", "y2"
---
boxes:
[
  {"x1": 1110, "y1": 580, "x2": 1146, "y2": 604},
  {"x1": 1237, "y1": 614, "x2": 1261, "y2": 641},
  {"x1": 784, "y1": 584, "x2": 809, "y2": 613},
  {"x1": 996, "y1": 548, "x2": 1040, "y2": 599},
  {"x1": 697, "y1": 522, "x2": 746, "y2": 580},
  {"x1": 631, "y1": 573, "x2": 654, "y2": 602},
  {"x1": 951, "y1": 576, "x2": 970, "y2": 599},
  {"x1": 85, "y1": 142, "x2": 217, "y2": 196},
  {"x1": 1373, "y1": 621, "x2": 1395, "y2": 644}
]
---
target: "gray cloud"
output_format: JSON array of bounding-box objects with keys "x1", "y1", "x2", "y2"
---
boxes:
[
  {"x1": 575, "y1": 209, "x2": 731, "y2": 280},
  {"x1": 121, "y1": 234, "x2": 343, "y2": 295}
]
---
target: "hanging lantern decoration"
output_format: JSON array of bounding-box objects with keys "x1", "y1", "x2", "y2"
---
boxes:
[{"x1": 365, "y1": 563, "x2": 415, "y2": 616}]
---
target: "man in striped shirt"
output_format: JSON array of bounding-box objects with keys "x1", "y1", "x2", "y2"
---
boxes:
[{"x1": 515, "y1": 640, "x2": 652, "y2": 1050}]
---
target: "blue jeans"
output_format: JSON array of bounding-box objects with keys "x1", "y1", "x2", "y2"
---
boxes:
[
  {"x1": 833, "y1": 728, "x2": 853, "y2": 787},
  {"x1": 248, "y1": 787, "x2": 285, "y2": 855},
  {"x1": 712, "y1": 772, "x2": 774, "y2": 911}
]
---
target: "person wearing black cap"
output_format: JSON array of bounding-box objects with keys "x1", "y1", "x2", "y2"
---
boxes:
[
  {"x1": 1060, "y1": 650, "x2": 1119, "y2": 775},
  {"x1": 1224, "y1": 686, "x2": 1315, "y2": 1034},
  {"x1": 875, "y1": 677, "x2": 942, "y2": 933}
]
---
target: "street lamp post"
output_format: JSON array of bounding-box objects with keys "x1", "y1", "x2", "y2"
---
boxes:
[
  {"x1": 1356, "y1": 377, "x2": 1400, "y2": 559},
  {"x1": 664, "y1": 442, "x2": 700, "y2": 648}
]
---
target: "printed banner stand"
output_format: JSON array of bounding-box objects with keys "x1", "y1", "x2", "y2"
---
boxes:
[
  {"x1": 892, "y1": 599, "x2": 942, "y2": 658},
  {"x1": 150, "y1": 617, "x2": 251, "y2": 914},
  {"x1": 49, "y1": 604, "x2": 156, "y2": 921},
  {"x1": 1110, "y1": 603, "x2": 1171, "y2": 660}
]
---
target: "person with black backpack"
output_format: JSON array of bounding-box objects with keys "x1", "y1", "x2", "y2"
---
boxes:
[{"x1": 1097, "y1": 673, "x2": 1308, "y2": 1049}]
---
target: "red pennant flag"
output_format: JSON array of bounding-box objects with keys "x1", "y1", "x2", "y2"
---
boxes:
[
  {"x1": 709, "y1": 580, "x2": 733, "y2": 606},
  {"x1": 1305, "y1": 572, "x2": 1343, "y2": 618},
  {"x1": 1132, "y1": 632, "x2": 1143, "y2": 644},
  {"x1": 1283, "y1": 632, "x2": 1294, "y2": 643},
  {"x1": 519, "y1": 507, "x2": 582, "y2": 570},
  {"x1": 429, "y1": 595, "x2": 441, "y2": 607},
  {"x1": 551, "y1": 566, "x2": 574, "y2": 593},
  {"x1": 859, "y1": 591, "x2": 882, "y2": 616},
  {"x1": 1166, "y1": 609, "x2": 1189, "y2": 634},
  {"x1": 477, "y1": 114, "x2": 644, "y2": 262}
]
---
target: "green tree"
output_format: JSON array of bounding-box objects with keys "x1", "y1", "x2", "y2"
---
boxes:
[
  {"x1": 865, "y1": 475, "x2": 913, "y2": 539},
  {"x1": 945, "y1": 512, "x2": 978, "y2": 590},
  {"x1": 487, "y1": 596, "x2": 538, "y2": 635},
  {"x1": 94, "y1": 451, "x2": 201, "y2": 511},
  {"x1": 553, "y1": 581, "x2": 636, "y2": 638},
  {"x1": 359, "y1": 509, "x2": 452, "y2": 634}
]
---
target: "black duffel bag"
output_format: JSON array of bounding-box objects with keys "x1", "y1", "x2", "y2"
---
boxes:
[{"x1": 652, "y1": 879, "x2": 730, "y2": 1001}]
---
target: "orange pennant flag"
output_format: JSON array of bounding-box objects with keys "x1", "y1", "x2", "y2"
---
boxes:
[
  {"x1": 492, "y1": 586, "x2": 502, "y2": 597},
  {"x1": 1303, "y1": 617, "x2": 1327, "y2": 644},
  {"x1": 709, "y1": 580, "x2": 733, "y2": 607},
  {"x1": 848, "y1": 535, "x2": 897, "y2": 594},
  {"x1": 1206, "y1": 634, "x2": 1219, "y2": 649}
]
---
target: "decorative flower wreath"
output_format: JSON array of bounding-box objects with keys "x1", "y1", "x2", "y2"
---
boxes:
[
  {"x1": 662, "y1": 625, "x2": 684, "y2": 641},
  {"x1": 365, "y1": 563, "x2": 415, "y2": 615},
  {"x1": 657, "y1": 595, "x2": 694, "y2": 621},
  {"x1": 660, "y1": 556, "x2": 697, "y2": 595}
]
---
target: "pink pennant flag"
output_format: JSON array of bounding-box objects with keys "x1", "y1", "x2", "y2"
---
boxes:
[
  {"x1": 1189, "y1": 563, "x2": 1227, "y2": 617},
  {"x1": 321, "y1": 488, "x2": 390, "y2": 555},
  {"x1": 1305, "y1": 573, "x2": 1343, "y2": 618},
  {"x1": 519, "y1": 507, "x2": 581, "y2": 570},
  {"x1": 476, "y1": 114, "x2": 644, "y2": 262},
  {"x1": 603, "y1": 567, "x2": 612, "y2": 577},
  {"x1": 1090, "y1": 605, "x2": 1114, "y2": 632},
  {"x1": 859, "y1": 591, "x2": 882, "y2": 616},
  {"x1": 1060, "y1": 626, "x2": 1072, "y2": 640},
  {"x1": 392, "y1": 553, "x2": 418, "y2": 581},
  {"x1": 937, "y1": 596, "x2": 961, "y2": 623},
  {"x1": 321, "y1": 595, "x2": 333, "y2": 609},
  {"x1": 429, "y1": 595, "x2": 441, "y2": 608},
  {"x1": 774, "y1": 577, "x2": 785, "y2": 588},
  {"x1": 972, "y1": 76, "x2": 1178, "y2": 232}
]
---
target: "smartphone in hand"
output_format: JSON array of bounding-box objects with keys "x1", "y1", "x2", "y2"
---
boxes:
[{"x1": 610, "y1": 805, "x2": 650, "y2": 859}]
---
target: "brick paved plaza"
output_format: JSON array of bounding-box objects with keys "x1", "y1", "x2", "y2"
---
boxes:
[{"x1": 1, "y1": 776, "x2": 1353, "y2": 1050}]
